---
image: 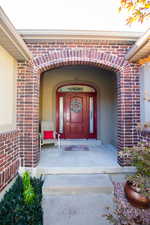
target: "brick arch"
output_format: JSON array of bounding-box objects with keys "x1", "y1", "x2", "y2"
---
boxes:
[
  {"x1": 32, "y1": 49, "x2": 128, "y2": 73},
  {"x1": 17, "y1": 48, "x2": 140, "y2": 168}
]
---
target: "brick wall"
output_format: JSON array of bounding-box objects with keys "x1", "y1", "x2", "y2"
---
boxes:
[
  {"x1": 17, "y1": 62, "x2": 40, "y2": 167},
  {"x1": 0, "y1": 130, "x2": 19, "y2": 192},
  {"x1": 25, "y1": 39, "x2": 134, "y2": 58},
  {"x1": 16, "y1": 39, "x2": 141, "y2": 166}
]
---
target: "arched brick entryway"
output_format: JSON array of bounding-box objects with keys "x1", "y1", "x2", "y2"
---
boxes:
[{"x1": 17, "y1": 48, "x2": 140, "y2": 167}]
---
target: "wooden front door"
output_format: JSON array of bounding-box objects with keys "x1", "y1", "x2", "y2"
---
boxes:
[
  {"x1": 65, "y1": 93, "x2": 88, "y2": 138},
  {"x1": 57, "y1": 91, "x2": 97, "y2": 139}
]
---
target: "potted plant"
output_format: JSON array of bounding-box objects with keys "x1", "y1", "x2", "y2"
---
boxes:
[{"x1": 119, "y1": 142, "x2": 150, "y2": 209}]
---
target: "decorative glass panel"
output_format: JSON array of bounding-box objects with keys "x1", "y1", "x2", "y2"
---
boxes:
[
  {"x1": 71, "y1": 98, "x2": 82, "y2": 113},
  {"x1": 58, "y1": 85, "x2": 95, "y2": 92},
  {"x1": 59, "y1": 97, "x2": 63, "y2": 133},
  {"x1": 89, "y1": 97, "x2": 94, "y2": 133}
]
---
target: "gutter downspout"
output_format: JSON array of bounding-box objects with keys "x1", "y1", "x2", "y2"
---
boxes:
[{"x1": 125, "y1": 28, "x2": 150, "y2": 62}]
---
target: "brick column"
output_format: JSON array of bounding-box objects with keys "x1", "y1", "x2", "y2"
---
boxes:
[
  {"x1": 118, "y1": 64, "x2": 140, "y2": 165},
  {"x1": 17, "y1": 62, "x2": 40, "y2": 167}
]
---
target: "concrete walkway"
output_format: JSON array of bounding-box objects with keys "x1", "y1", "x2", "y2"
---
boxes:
[
  {"x1": 43, "y1": 193, "x2": 112, "y2": 225},
  {"x1": 39, "y1": 143, "x2": 117, "y2": 168},
  {"x1": 41, "y1": 141, "x2": 133, "y2": 225},
  {"x1": 43, "y1": 174, "x2": 113, "y2": 225},
  {"x1": 37, "y1": 142, "x2": 135, "y2": 175},
  {"x1": 42, "y1": 174, "x2": 127, "y2": 225}
]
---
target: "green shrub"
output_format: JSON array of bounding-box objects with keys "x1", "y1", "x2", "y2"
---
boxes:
[
  {"x1": 22, "y1": 171, "x2": 35, "y2": 204},
  {"x1": 0, "y1": 175, "x2": 44, "y2": 225},
  {"x1": 23, "y1": 171, "x2": 31, "y2": 189}
]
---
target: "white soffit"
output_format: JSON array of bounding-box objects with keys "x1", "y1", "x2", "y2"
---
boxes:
[
  {"x1": 125, "y1": 28, "x2": 150, "y2": 62},
  {"x1": 18, "y1": 29, "x2": 143, "y2": 41},
  {"x1": 0, "y1": 7, "x2": 32, "y2": 61}
]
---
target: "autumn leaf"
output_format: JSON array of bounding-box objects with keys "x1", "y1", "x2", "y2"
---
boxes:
[
  {"x1": 118, "y1": 0, "x2": 150, "y2": 24},
  {"x1": 145, "y1": 3, "x2": 150, "y2": 8}
]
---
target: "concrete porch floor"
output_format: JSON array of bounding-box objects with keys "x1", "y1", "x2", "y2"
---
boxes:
[{"x1": 37, "y1": 140, "x2": 136, "y2": 175}]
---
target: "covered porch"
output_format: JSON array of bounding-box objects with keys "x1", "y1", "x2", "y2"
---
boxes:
[
  {"x1": 40, "y1": 65, "x2": 118, "y2": 145},
  {"x1": 37, "y1": 140, "x2": 135, "y2": 174},
  {"x1": 38, "y1": 65, "x2": 120, "y2": 171},
  {"x1": 16, "y1": 47, "x2": 141, "y2": 168}
]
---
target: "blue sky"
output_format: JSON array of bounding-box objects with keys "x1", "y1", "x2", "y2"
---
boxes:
[{"x1": 1, "y1": 0, "x2": 149, "y2": 31}]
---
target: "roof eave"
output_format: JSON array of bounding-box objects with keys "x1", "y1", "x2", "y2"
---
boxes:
[
  {"x1": 18, "y1": 29, "x2": 143, "y2": 41},
  {"x1": 125, "y1": 28, "x2": 150, "y2": 62},
  {"x1": 0, "y1": 7, "x2": 32, "y2": 61}
]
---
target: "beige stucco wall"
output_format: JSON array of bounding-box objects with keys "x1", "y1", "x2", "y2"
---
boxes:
[
  {"x1": 0, "y1": 45, "x2": 17, "y2": 132},
  {"x1": 40, "y1": 65, "x2": 117, "y2": 144}
]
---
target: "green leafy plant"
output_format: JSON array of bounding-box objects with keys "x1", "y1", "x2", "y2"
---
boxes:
[
  {"x1": 23, "y1": 185, "x2": 35, "y2": 204},
  {"x1": 22, "y1": 171, "x2": 31, "y2": 189},
  {"x1": 22, "y1": 171, "x2": 35, "y2": 204},
  {"x1": 119, "y1": 142, "x2": 150, "y2": 197},
  {"x1": 0, "y1": 175, "x2": 44, "y2": 225}
]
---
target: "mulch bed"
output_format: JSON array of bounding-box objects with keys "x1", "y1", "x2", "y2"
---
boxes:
[{"x1": 113, "y1": 182, "x2": 150, "y2": 225}]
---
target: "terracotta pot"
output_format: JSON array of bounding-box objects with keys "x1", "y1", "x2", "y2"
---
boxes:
[{"x1": 124, "y1": 181, "x2": 150, "y2": 209}]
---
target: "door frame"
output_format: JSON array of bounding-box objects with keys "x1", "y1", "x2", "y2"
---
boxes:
[{"x1": 56, "y1": 83, "x2": 97, "y2": 139}]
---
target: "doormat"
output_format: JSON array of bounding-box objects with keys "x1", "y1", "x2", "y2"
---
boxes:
[{"x1": 64, "y1": 145, "x2": 89, "y2": 151}]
